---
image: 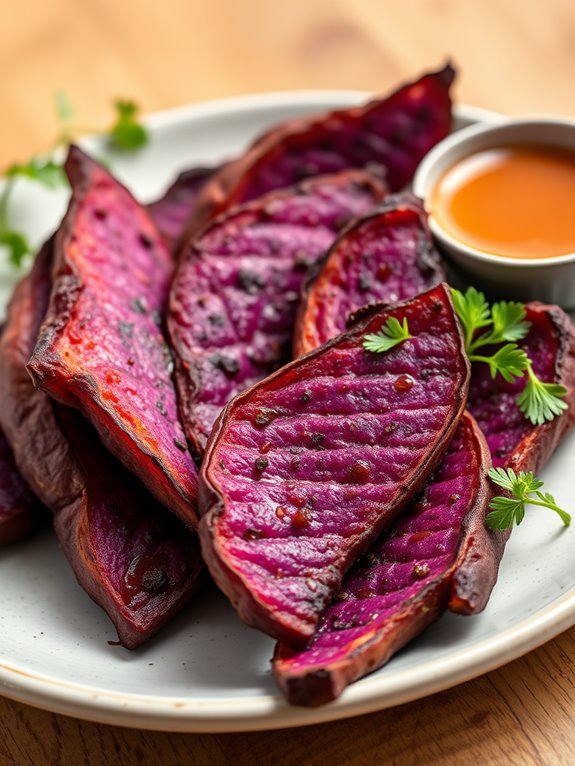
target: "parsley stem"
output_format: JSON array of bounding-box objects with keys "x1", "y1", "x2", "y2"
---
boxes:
[
  {"x1": 525, "y1": 499, "x2": 571, "y2": 525},
  {"x1": 468, "y1": 353, "x2": 496, "y2": 366},
  {"x1": 0, "y1": 178, "x2": 14, "y2": 230}
]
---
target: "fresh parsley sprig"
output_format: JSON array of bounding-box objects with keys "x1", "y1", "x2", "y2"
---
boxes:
[
  {"x1": 363, "y1": 316, "x2": 412, "y2": 354},
  {"x1": 0, "y1": 96, "x2": 149, "y2": 267},
  {"x1": 109, "y1": 100, "x2": 149, "y2": 151},
  {"x1": 486, "y1": 467, "x2": 571, "y2": 529},
  {"x1": 451, "y1": 287, "x2": 568, "y2": 425}
]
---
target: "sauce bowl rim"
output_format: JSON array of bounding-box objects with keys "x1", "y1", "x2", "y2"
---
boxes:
[{"x1": 413, "y1": 116, "x2": 575, "y2": 269}]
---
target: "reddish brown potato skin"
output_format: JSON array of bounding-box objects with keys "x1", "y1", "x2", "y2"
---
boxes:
[{"x1": 180, "y1": 64, "x2": 455, "y2": 246}]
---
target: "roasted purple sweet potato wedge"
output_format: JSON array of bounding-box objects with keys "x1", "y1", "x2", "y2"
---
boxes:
[
  {"x1": 272, "y1": 412, "x2": 494, "y2": 706},
  {"x1": 0, "y1": 239, "x2": 67, "y2": 509},
  {"x1": 148, "y1": 166, "x2": 215, "y2": 253},
  {"x1": 0, "y1": 238, "x2": 202, "y2": 647},
  {"x1": 54, "y1": 406, "x2": 203, "y2": 649},
  {"x1": 183, "y1": 64, "x2": 454, "y2": 240},
  {"x1": 456, "y1": 303, "x2": 575, "y2": 606},
  {"x1": 27, "y1": 146, "x2": 198, "y2": 526},
  {"x1": 0, "y1": 429, "x2": 45, "y2": 545},
  {"x1": 169, "y1": 170, "x2": 387, "y2": 457},
  {"x1": 199, "y1": 284, "x2": 470, "y2": 646},
  {"x1": 295, "y1": 192, "x2": 446, "y2": 356}
]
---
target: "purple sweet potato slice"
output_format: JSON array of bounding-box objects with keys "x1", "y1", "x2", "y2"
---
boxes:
[
  {"x1": 272, "y1": 411, "x2": 494, "y2": 706},
  {"x1": 27, "y1": 146, "x2": 199, "y2": 526},
  {"x1": 54, "y1": 406, "x2": 203, "y2": 649},
  {"x1": 0, "y1": 239, "x2": 67, "y2": 509},
  {"x1": 169, "y1": 169, "x2": 387, "y2": 457},
  {"x1": 148, "y1": 166, "x2": 215, "y2": 253},
  {"x1": 455, "y1": 303, "x2": 575, "y2": 610},
  {"x1": 0, "y1": 429, "x2": 45, "y2": 545},
  {"x1": 199, "y1": 283, "x2": 470, "y2": 646},
  {"x1": 0, "y1": 238, "x2": 202, "y2": 647},
  {"x1": 183, "y1": 64, "x2": 455, "y2": 240},
  {"x1": 295, "y1": 192, "x2": 446, "y2": 356}
]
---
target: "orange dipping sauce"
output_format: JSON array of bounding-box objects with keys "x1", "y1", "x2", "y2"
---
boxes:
[{"x1": 431, "y1": 144, "x2": 575, "y2": 259}]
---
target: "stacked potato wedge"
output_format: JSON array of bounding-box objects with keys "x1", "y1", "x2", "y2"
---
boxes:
[{"x1": 2, "y1": 62, "x2": 574, "y2": 706}]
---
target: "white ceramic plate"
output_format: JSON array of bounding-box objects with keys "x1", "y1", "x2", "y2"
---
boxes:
[{"x1": 0, "y1": 93, "x2": 573, "y2": 733}]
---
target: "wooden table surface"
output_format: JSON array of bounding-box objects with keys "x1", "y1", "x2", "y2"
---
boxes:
[{"x1": 1, "y1": 1, "x2": 575, "y2": 764}]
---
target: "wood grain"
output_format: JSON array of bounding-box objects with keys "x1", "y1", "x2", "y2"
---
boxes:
[{"x1": 1, "y1": 1, "x2": 575, "y2": 764}]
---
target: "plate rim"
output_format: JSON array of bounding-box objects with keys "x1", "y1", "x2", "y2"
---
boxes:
[{"x1": 3, "y1": 92, "x2": 570, "y2": 734}]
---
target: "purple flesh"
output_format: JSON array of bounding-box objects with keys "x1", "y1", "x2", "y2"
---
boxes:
[
  {"x1": 27, "y1": 146, "x2": 198, "y2": 526},
  {"x1": 295, "y1": 192, "x2": 446, "y2": 355},
  {"x1": 0, "y1": 429, "x2": 45, "y2": 545},
  {"x1": 54, "y1": 406, "x2": 203, "y2": 649},
  {"x1": 185, "y1": 64, "x2": 455, "y2": 238},
  {"x1": 169, "y1": 170, "x2": 387, "y2": 457},
  {"x1": 199, "y1": 284, "x2": 470, "y2": 646},
  {"x1": 148, "y1": 166, "x2": 215, "y2": 253},
  {"x1": 0, "y1": 239, "x2": 202, "y2": 647},
  {"x1": 273, "y1": 412, "x2": 493, "y2": 706}
]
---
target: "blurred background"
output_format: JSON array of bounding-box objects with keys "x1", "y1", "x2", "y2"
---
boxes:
[{"x1": 1, "y1": 0, "x2": 574, "y2": 165}]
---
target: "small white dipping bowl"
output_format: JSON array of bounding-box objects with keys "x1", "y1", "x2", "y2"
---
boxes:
[{"x1": 413, "y1": 117, "x2": 575, "y2": 308}]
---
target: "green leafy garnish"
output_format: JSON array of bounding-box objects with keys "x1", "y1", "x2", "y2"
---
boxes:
[
  {"x1": 0, "y1": 93, "x2": 149, "y2": 268},
  {"x1": 450, "y1": 286, "x2": 491, "y2": 351},
  {"x1": 108, "y1": 100, "x2": 149, "y2": 150},
  {"x1": 6, "y1": 157, "x2": 66, "y2": 189},
  {"x1": 363, "y1": 317, "x2": 412, "y2": 354},
  {"x1": 469, "y1": 343, "x2": 529, "y2": 383},
  {"x1": 451, "y1": 287, "x2": 567, "y2": 425},
  {"x1": 516, "y1": 366, "x2": 568, "y2": 425},
  {"x1": 0, "y1": 230, "x2": 30, "y2": 268},
  {"x1": 486, "y1": 467, "x2": 571, "y2": 529}
]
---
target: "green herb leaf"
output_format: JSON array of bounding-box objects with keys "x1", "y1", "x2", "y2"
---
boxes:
[
  {"x1": 109, "y1": 99, "x2": 149, "y2": 150},
  {"x1": 469, "y1": 343, "x2": 529, "y2": 383},
  {"x1": 486, "y1": 467, "x2": 571, "y2": 530},
  {"x1": 516, "y1": 366, "x2": 568, "y2": 425},
  {"x1": 6, "y1": 157, "x2": 66, "y2": 189},
  {"x1": 363, "y1": 317, "x2": 412, "y2": 354},
  {"x1": 451, "y1": 286, "x2": 567, "y2": 426},
  {"x1": 489, "y1": 301, "x2": 530, "y2": 343},
  {"x1": 0, "y1": 229, "x2": 31, "y2": 267},
  {"x1": 451, "y1": 286, "x2": 491, "y2": 349}
]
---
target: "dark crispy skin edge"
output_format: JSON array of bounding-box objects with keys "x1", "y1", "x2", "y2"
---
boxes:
[
  {"x1": 0, "y1": 238, "x2": 79, "y2": 510},
  {"x1": 293, "y1": 192, "x2": 447, "y2": 357},
  {"x1": 0, "y1": 239, "x2": 203, "y2": 647},
  {"x1": 271, "y1": 412, "x2": 493, "y2": 706},
  {"x1": 169, "y1": 168, "x2": 388, "y2": 462},
  {"x1": 0, "y1": 245, "x2": 53, "y2": 541},
  {"x1": 177, "y1": 63, "x2": 455, "y2": 251},
  {"x1": 26, "y1": 146, "x2": 199, "y2": 527},
  {"x1": 450, "y1": 302, "x2": 575, "y2": 613},
  {"x1": 52, "y1": 406, "x2": 204, "y2": 650},
  {"x1": 198, "y1": 283, "x2": 470, "y2": 647}
]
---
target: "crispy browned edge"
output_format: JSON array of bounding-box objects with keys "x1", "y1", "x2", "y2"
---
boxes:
[
  {"x1": 197, "y1": 283, "x2": 470, "y2": 647},
  {"x1": 169, "y1": 169, "x2": 388, "y2": 461},
  {"x1": 0, "y1": 238, "x2": 202, "y2": 647},
  {"x1": 271, "y1": 413, "x2": 493, "y2": 706},
  {"x1": 26, "y1": 146, "x2": 199, "y2": 527},
  {"x1": 176, "y1": 64, "x2": 455, "y2": 251},
  {"x1": 0, "y1": 238, "x2": 81, "y2": 510},
  {"x1": 293, "y1": 192, "x2": 447, "y2": 357}
]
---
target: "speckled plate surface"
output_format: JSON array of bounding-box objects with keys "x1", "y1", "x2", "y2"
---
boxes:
[{"x1": 0, "y1": 94, "x2": 573, "y2": 733}]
